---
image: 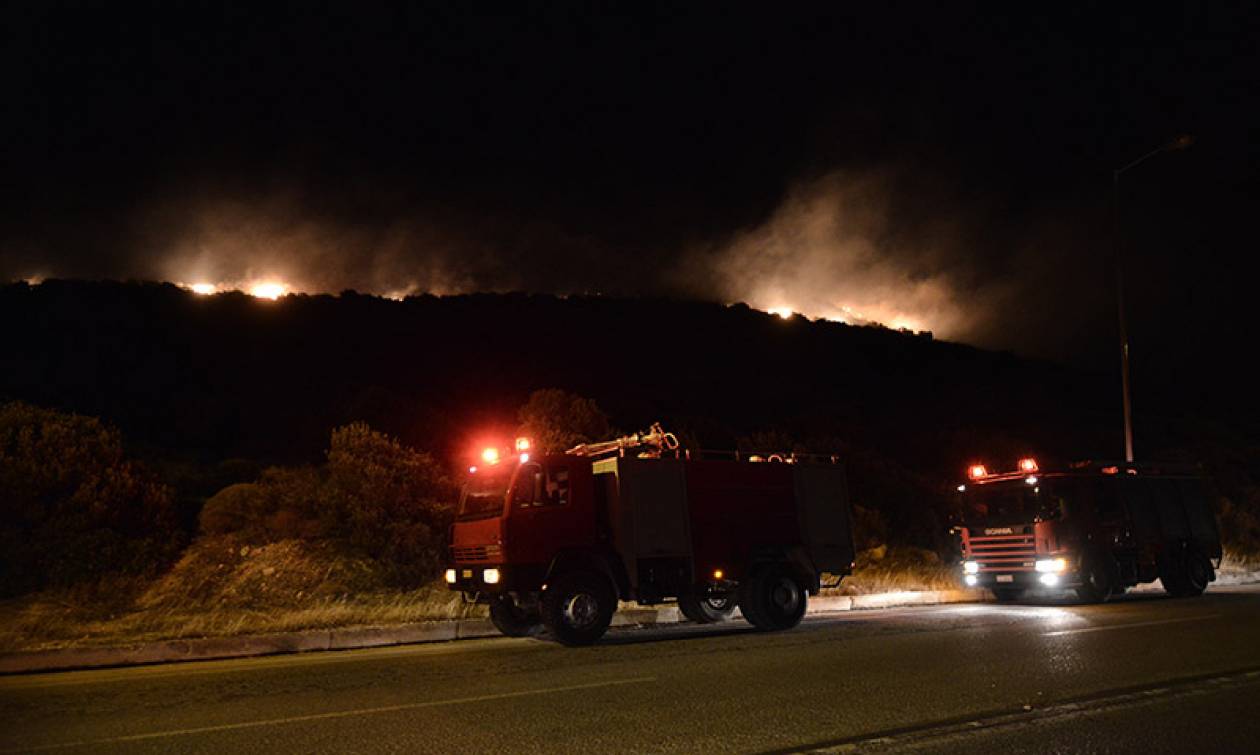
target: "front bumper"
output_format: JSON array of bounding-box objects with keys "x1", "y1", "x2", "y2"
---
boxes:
[
  {"x1": 445, "y1": 563, "x2": 549, "y2": 595},
  {"x1": 965, "y1": 570, "x2": 1081, "y2": 589},
  {"x1": 446, "y1": 565, "x2": 507, "y2": 594}
]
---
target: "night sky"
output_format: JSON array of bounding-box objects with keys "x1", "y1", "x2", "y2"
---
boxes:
[{"x1": 3, "y1": 2, "x2": 1258, "y2": 365}]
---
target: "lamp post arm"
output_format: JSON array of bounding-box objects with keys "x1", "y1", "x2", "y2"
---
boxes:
[
  {"x1": 1117, "y1": 144, "x2": 1168, "y2": 175},
  {"x1": 1117, "y1": 135, "x2": 1193, "y2": 175}
]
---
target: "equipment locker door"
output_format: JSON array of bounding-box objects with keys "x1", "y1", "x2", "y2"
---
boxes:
[{"x1": 793, "y1": 465, "x2": 856, "y2": 573}]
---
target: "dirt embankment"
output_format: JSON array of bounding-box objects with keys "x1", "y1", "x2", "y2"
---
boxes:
[{"x1": 0, "y1": 537, "x2": 479, "y2": 653}]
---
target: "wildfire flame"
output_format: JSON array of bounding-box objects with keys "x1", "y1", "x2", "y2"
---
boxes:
[
  {"x1": 248, "y1": 282, "x2": 288, "y2": 300},
  {"x1": 754, "y1": 303, "x2": 924, "y2": 333}
]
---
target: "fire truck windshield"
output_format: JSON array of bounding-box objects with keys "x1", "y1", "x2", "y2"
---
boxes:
[
  {"x1": 963, "y1": 479, "x2": 1067, "y2": 527},
  {"x1": 457, "y1": 463, "x2": 515, "y2": 521}
]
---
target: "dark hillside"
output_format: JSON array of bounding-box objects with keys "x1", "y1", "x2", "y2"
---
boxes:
[{"x1": 4, "y1": 280, "x2": 1123, "y2": 476}]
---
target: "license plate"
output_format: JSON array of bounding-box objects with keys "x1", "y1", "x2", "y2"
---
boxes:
[{"x1": 996, "y1": 574, "x2": 1014, "y2": 583}]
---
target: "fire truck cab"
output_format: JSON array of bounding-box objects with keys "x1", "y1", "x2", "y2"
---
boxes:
[
  {"x1": 446, "y1": 428, "x2": 856, "y2": 645},
  {"x1": 955, "y1": 459, "x2": 1222, "y2": 602}
]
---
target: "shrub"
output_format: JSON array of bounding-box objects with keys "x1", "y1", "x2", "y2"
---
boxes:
[
  {"x1": 0, "y1": 402, "x2": 180, "y2": 596},
  {"x1": 324, "y1": 423, "x2": 455, "y2": 584},
  {"x1": 197, "y1": 423, "x2": 455, "y2": 586}
]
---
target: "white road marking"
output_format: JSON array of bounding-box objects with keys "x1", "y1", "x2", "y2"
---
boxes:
[
  {"x1": 5, "y1": 676, "x2": 657, "y2": 753},
  {"x1": 1042, "y1": 614, "x2": 1220, "y2": 637}
]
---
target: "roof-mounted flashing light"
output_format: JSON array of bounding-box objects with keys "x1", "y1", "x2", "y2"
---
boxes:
[{"x1": 968, "y1": 464, "x2": 988, "y2": 480}]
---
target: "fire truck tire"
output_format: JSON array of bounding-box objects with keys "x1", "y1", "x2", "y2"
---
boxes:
[
  {"x1": 1183, "y1": 550, "x2": 1213, "y2": 596},
  {"x1": 677, "y1": 592, "x2": 737, "y2": 623},
  {"x1": 541, "y1": 570, "x2": 616, "y2": 646},
  {"x1": 1162, "y1": 548, "x2": 1212, "y2": 598},
  {"x1": 1076, "y1": 553, "x2": 1118, "y2": 603},
  {"x1": 488, "y1": 596, "x2": 543, "y2": 637},
  {"x1": 739, "y1": 565, "x2": 807, "y2": 631}
]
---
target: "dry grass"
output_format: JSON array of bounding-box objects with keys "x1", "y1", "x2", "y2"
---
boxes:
[
  {"x1": 1218, "y1": 547, "x2": 1260, "y2": 585},
  {"x1": 826, "y1": 545, "x2": 960, "y2": 595},
  {"x1": 0, "y1": 586, "x2": 482, "y2": 653},
  {"x1": 0, "y1": 537, "x2": 483, "y2": 653},
  {"x1": 1223, "y1": 547, "x2": 1260, "y2": 568}
]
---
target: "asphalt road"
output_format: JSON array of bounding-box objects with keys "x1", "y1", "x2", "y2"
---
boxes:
[{"x1": 4, "y1": 585, "x2": 1260, "y2": 754}]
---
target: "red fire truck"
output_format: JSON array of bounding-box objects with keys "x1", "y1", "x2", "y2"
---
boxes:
[
  {"x1": 955, "y1": 458, "x2": 1222, "y2": 602},
  {"x1": 445, "y1": 426, "x2": 856, "y2": 645}
]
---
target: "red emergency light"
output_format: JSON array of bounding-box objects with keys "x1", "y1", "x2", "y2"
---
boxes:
[
  {"x1": 515, "y1": 437, "x2": 531, "y2": 452},
  {"x1": 968, "y1": 464, "x2": 988, "y2": 480},
  {"x1": 1018, "y1": 457, "x2": 1039, "y2": 473},
  {"x1": 481, "y1": 447, "x2": 501, "y2": 465}
]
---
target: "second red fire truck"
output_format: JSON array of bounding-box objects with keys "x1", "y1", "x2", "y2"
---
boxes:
[{"x1": 955, "y1": 457, "x2": 1221, "y2": 602}]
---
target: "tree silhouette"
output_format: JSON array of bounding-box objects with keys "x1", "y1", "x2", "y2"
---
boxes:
[{"x1": 516, "y1": 389, "x2": 612, "y2": 453}]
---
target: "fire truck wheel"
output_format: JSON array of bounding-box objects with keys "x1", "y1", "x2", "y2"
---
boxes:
[
  {"x1": 739, "y1": 565, "x2": 807, "y2": 631},
  {"x1": 677, "y1": 591, "x2": 737, "y2": 623},
  {"x1": 488, "y1": 596, "x2": 543, "y2": 637},
  {"x1": 1183, "y1": 550, "x2": 1213, "y2": 596},
  {"x1": 1076, "y1": 554, "x2": 1117, "y2": 603},
  {"x1": 541, "y1": 571, "x2": 616, "y2": 646},
  {"x1": 1163, "y1": 548, "x2": 1212, "y2": 597}
]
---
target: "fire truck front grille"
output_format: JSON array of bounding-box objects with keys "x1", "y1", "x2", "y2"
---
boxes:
[
  {"x1": 451, "y1": 545, "x2": 500, "y2": 562},
  {"x1": 965, "y1": 534, "x2": 1036, "y2": 572}
]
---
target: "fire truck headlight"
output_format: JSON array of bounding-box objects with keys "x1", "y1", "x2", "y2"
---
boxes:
[
  {"x1": 964, "y1": 574, "x2": 979, "y2": 587},
  {"x1": 1035, "y1": 558, "x2": 1068, "y2": 573},
  {"x1": 1039, "y1": 573, "x2": 1061, "y2": 587},
  {"x1": 963, "y1": 561, "x2": 980, "y2": 575},
  {"x1": 483, "y1": 568, "x2": 501, "y2": 585},
  {"x1": 444, "y1": 569, "x2": 457, "y2": 584}
]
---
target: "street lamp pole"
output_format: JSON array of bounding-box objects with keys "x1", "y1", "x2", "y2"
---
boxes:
[{"x1": 1112, "y1": 134, "x2": 1193, "y2": 463}]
